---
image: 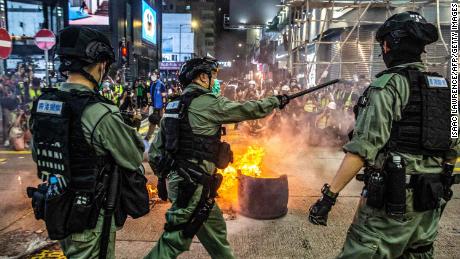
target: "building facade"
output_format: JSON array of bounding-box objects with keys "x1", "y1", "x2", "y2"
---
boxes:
[
  {"x1": 163, "y1": 0, "x2": 217, "y2": 58},
  {"x1": 2, "y1": 0, "x2": 162, "y2": 82}
]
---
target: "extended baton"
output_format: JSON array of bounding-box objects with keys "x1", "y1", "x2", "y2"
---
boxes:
[{"x1": 287, "y1": 79, "x2": 340, "y2": 100}]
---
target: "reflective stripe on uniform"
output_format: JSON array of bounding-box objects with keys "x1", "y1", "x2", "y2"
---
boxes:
[{"x1": 163, "y1": 113, "x2": 180, "y2": 119}]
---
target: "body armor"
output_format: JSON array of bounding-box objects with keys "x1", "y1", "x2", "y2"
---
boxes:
[
  {"x1": 163, "y1": 89, "x2": 223, "y2": 166},
  {"x1": 387, "y1": 68, "x2": 451, "y2": 156},
  {"x1": 353, "y1": 67, "x2": 451, "y2": 157},
  {"x1": 163, "y1": 88, "x2": 233, "y2": 170},
  {"x1": 30, "y1": 88, "x2": 111, "y2": 193}
]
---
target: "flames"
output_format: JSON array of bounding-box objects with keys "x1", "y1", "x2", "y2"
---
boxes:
[
  {"x1": 146, "y1": 145, "x2": 267, "y2": 204},
  {"x1": 218, "y1": 145, "x2": 265, "y2": 194},
  {"x1": 147, "y1": 183, "x2": 157, "y2": 200}
]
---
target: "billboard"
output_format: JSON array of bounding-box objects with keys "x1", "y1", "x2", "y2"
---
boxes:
[
  {"x1": 162, "y1": 13, "x2": 194, "y2": 60},
  {"x1": 229, "y1": 0, "x2": 280, "y2": 26},
  {"x1": 7, "y1": 1, "x2": 44, "y2": 37},
  {"x1": 142, "y1": 0, "x2": 157, "y2": 45},
  {"x1": 162, "y1": 32, "x2": 194, "y2": 54},
  {"x1": 68, "y1": 0, "x2": 110, "y2": 25}
]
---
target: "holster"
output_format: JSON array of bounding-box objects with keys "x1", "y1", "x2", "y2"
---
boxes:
[
  {"x1": 155, "y1": 155, "x2": 176, "y2": 177},
  {"x1": 181, "y1": 172, "x2": 223, "y2": 238},
  {"x1": 412, "y1": 174, "x2": 444, "y2": 212},
  {"x1": 27, "y1": 184, "x2": 47, "y2": 220},
  {"x1": 363, "y1": 168, "x2": 386, "y2": 209},
  {"x1": 26, "y1": 174, "x2": 106, "y2": 240},
  {"x1": 209, "y1": 173, "x2": 223, "y2": 198},
  {"x1": 215, "y1": 142, "x2": 233, "y2": 169},
  {"x1": 165, "y1": 161, "x2": 224, "y2": 238},
  {"x1": 441, "y1": 163, "x2": 457, "y2": 201},
  {"x1": 176, "y1": 178, "x2": 198, "y2": 208}
]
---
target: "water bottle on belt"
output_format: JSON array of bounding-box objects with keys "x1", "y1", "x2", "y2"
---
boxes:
[{"x1": 385, "y1": 155, "x2": 406, "y2": 216}]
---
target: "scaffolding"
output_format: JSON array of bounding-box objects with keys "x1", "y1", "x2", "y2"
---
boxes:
[{"x1": 278, "y1": 0, "x2": 453, "y2": 85}]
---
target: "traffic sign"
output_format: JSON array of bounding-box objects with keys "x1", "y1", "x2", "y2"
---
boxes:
[
  {"x1": 34, "y1": 29, "x2": 56, "y2": 50},
  {"x1": 0, "y1": 28, "x2": 12, "y2": 59}
]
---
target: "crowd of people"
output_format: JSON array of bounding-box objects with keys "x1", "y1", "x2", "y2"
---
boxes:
[
  {"x1": 0, "y1": 64, "x2": 187, "y2": 150},
  {"x1": 0, "y1": 60, "x2": 370, "y2": 151},
  {"x1": 0, "y1": 64, "x2": 42, "y2": 151},
  {"x1": 220, "y1": 76, "x2": 370, "y2": 147}
]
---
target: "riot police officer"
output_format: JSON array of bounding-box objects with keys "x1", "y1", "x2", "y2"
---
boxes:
[
  {"x1": 28, "y1": 26, "x2": 145, "y2": 258},
  {"x1": 308, "y1": 11, "x2": 459, "y2": 258},
  {"x1": 146, "y1": 57, "x2": 289, "y2": 258}
]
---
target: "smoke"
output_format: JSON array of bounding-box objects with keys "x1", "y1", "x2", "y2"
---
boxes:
[{"x1": 218, "y1": 107, "x2": 354, "y2": 217}]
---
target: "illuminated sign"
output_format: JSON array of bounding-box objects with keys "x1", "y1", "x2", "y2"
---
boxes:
[
  {"x1": 68, "y1": 0, "x2": 110, "y2": 26},
  {"x1": 142, "y1": 0, "x2": 157, "y2": 45}
]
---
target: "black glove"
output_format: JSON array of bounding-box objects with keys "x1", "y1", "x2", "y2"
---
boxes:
[
  {"x1": 276, "y1": 95, "x2": 289, "y2": 109},
  {"x1": 308, "y1": 184, "x2": 338, "y2": 226},
  {"x1": 157, "y1": 178, "x2": 168, "y2": 201}
]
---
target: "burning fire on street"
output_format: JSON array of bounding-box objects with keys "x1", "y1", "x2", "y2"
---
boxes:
[
  {"x1": 218, "y1": 145, "x2": 289, "y2": 219},
  {"x1": 146, "y1": 143, "x2": 289, "y2": 219},
  {"x1": 218, "y1": 145, "x2": 265, "y2": 192}
]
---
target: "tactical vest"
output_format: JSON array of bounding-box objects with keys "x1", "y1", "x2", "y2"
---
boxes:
[
  {"x1": 388, "y1": 68, "x2": 451, "y2": 156},
  {"x1": 30, "y1": 88, "x2": 111, "y2": 193},
  {"x1": 163, "y1": 89, "x2": 222, "y2": 165},
  {"x1": 353, "y1": 67, "x2": 451, "y2": 157}
]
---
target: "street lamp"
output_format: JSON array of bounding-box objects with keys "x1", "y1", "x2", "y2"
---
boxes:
[
  {"x1": 191, "y1": 20, "x2": 198, "y2": 29},
  {"x1": 179, "y1": 20, "x2": 199, "y2": 62},
  {"x1": 238, "y1": 43, "x2": 243, "y2": 48}
]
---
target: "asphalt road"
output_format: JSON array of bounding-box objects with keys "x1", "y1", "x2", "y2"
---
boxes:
[{"x1": 0, "y1": 137, "x2": 459, "y2": 258}]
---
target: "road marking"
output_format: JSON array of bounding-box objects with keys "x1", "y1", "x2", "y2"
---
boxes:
[
  {"x1": 31, "y1": 249, "x2": 66, "y2": 259},
  {"x1": 0, "y1": 150, "x2": 31, "y2": 154}
]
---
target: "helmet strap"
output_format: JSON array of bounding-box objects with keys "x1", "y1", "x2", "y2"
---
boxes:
[
  {"x1": 79, "y1": 67, "x2": 101, "y2": 93},
  {"x1": 208, "y1": 73, "x2": 213, "y2": 89}
]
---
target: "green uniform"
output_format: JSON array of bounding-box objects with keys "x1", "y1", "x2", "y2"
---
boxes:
[
  {"x1": 338, "y1": 63, "x2": 460, "y2": 258},
  {"x1": 31, "y1": 83, "x2": 145, "y2": 259},
  {"x1": 146, "y1": 83, "x2": 280, "y2": 259}
]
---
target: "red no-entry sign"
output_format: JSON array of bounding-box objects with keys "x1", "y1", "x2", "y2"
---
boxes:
[
  {"x1": 34, "y1": 29, "x2": 56, "y2": 51},
  {"x1": 0, "y1": 28, "x2": 12, "y2": 59}
]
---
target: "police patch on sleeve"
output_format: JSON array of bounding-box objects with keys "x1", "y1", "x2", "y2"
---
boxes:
[
  {"x1": 426, "y1": 76, "x2": 448, "y2": 88},
  {"x1": 37, "y1": 100, "x2": 63, "y2": 115},
  {"x1": 166, "y1": 101, "x2": 180, "y2": 110}
]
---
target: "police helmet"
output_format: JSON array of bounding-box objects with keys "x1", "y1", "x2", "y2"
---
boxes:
[
  {"x1": 178, "y1": 57, "x2": 219, "y2": 87},
  {"x1": 375, "y1": 11, "x2": 438, "y2": 46},
  {"x1": 56, "y1": 26, "x2": 115, "y2": 85}
]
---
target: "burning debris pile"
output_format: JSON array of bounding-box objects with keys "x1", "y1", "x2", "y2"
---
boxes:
[
  {"x1": 146, "y1": 144, "x2": 289, "y2": 219},
  {"x1": 219, "y1": 145, "x2": 265, "y2": 193},
  {"x1": 218, "y1": 145, "x2": 289, "y2": 219}
]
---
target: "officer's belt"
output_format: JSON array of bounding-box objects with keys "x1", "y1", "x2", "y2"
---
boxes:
[
  {"x1": 175, "y1": 159, "x2": 212, "y2": 185},
  {"x1": 357, "y1": 172, "x2": 460, "y2": 188}
]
